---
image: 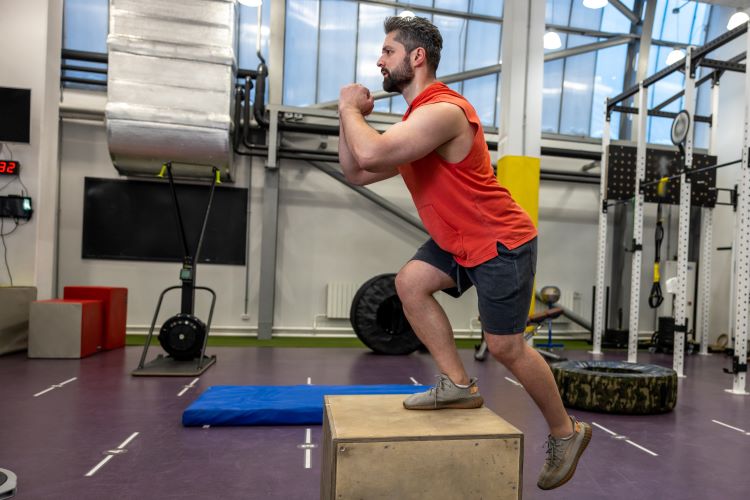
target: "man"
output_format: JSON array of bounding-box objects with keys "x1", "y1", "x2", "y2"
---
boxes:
[{"x1": 338, "y1": 15, "x2": 591, "y2": 491}]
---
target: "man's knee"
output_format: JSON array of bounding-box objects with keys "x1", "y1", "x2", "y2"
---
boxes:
[
  {"x1": 395, "y1": 265, "x2": 420, "y2": 302},
  {"x1": 486, "y1": 333, "x2": 526, "y2": 363},
  {"x1": 395, "y1": 261, "x2": 450, "y2": 303}
]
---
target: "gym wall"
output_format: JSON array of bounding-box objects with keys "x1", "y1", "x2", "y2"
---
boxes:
[{"x1": 5, "y1": 1, "x2": 746, "y2": 345}]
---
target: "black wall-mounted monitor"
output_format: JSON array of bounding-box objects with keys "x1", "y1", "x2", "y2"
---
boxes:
[
  {"x1": 82, "y1": 177, "x2": 248, "y2": 265},
  {"x1": 0, "y1": 87, "x2": 31, "y2": 144}
]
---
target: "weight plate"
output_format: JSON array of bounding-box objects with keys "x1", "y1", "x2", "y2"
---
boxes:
[
  {"x1": 671, "y1": 110, "x2": 690, "y2": 146},
  {"x1": 158, "y1": 313, "x2": 207, "y2": 361},
  {"x1": 350, "y1": 273, "x2": 423, "y2": 355}
]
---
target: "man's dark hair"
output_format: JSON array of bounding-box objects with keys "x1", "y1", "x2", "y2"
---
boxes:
[{"x1": 383, "y1": 16, "x2": 443, "y2": 73}]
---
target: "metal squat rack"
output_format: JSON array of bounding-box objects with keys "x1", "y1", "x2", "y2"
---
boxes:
[{"x1": 592, "y1": 21, "x2": 749, "y2": 395}]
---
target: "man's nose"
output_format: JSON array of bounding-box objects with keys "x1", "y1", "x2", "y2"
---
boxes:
[{"x1": 377, "y1": 58, "x2": 384, "y2": 68}]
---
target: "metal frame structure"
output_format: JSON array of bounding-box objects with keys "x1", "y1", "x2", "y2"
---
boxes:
[
  {"x1": 698, "y1": 79, "x2": 721, "y2": 357},
  {"x1": 592, "y1": 107, "x2": 610, "y2": 354},
  {"x1": 256, "y1": 0, "x2": 287, "y2": 340},
  {"x1": 672, "y1": 48, "x2": 696, "y2": 377},
  {"x1": 626, "y1": 82, "x2": 648, "y2": 363},
  {"x1": 728, "y1": 25, "x2": 750, "y2": 395},
  {"x1": 594, "y1": 22, "x2": 749, "y2": 393},
  {"x1": 352, "y1": 0, "x2": 503, "y2": 23}
]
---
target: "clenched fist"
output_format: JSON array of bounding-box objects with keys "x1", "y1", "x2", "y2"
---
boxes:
[{"x1": 339, "y1": 84, "x2": 375, "y2": 116}]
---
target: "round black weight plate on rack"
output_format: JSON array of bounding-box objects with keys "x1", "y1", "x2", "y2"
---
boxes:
[
  {"x1": 671, "y1": 110, "x2": 690, "y2": 146},
  {"x1": 350, "y1": 273, "x2": 423, "y2": 355},
  {"x1": 158, "y1": 313, "x2": 207, "y2": 361}
]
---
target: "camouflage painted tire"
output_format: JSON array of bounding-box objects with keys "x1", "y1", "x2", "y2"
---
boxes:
[{"x1": 551, "y1": 360, "x2": 678, "y2": 414}]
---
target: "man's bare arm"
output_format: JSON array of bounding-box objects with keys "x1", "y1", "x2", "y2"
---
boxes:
[
  {"x1": 338, "y1": 121, "x2": 399, "y2": 186},
  {"x1": 339, "y1": 100, "x2": 465, "y2": 173}
]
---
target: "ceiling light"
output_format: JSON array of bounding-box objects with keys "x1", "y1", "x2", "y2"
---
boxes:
[
  {"x1": 727, "y1": 12, "x2": 750, "y2": 31},
  {"x1": 543, "y1": 31, "x2": 562, "y2": 50},
  {"x1": 583, "y1": 0, "x2": 609, "y2": 9},
  {"x1": 238, "y1": 0, "x2": 262, "y2": 7},
  {"x1": 398, "y1": 10, "x2": 416, "y2": 18},
  {"x1": 665, "y1": 48, "x2": 685, "y2": 66}
]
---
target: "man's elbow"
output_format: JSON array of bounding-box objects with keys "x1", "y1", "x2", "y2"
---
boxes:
[
  {"x1": 343, "y1": 171, "x2": 366, "y2": 186},
  {"x1": 358, "y1": 154, "x2": 387, "y2": 173},
  {"x1": 346, "y1": 142, "x2": 382, "y2": 173}
]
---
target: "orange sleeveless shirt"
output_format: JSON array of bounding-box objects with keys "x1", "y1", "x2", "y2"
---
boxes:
[{"x1": 398, "y1": 82, "x2": 537, "y2": 267}]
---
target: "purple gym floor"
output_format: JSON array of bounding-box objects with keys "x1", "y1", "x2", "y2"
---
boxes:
[{"x1": 1, "y1": 345, "x2": 748, "y2": 499}]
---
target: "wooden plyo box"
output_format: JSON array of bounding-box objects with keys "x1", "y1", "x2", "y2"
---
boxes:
[{"x1": 320, "y1": 395, "x2": 523, "y2": 500}]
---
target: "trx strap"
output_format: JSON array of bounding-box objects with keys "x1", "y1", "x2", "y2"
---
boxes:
[{"x1": 648, "y1": 177, "x2": 668, "y2": 309}]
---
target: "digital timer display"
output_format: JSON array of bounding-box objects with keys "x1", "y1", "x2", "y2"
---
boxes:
[{"x1": 0, "y1": 160, "x2": 20, "y2": 175}]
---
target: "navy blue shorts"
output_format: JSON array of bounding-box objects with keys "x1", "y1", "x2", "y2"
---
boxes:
[{"x1": 411, "y1": 237, "x2": 537, "y2": 335}]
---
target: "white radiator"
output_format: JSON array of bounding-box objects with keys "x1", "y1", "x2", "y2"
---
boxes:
[{"x1": 326, "y1": 282, "x2": 359, "y2": 319}]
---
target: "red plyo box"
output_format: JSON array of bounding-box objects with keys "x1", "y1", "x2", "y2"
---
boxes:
[{"x1": 64, "y1": 287, "x2": 128, "y2": 350}]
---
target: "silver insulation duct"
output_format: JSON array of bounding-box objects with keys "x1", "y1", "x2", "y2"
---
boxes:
[{"x1": 106, "y1": 0, "x2": 237, "y2": 180}]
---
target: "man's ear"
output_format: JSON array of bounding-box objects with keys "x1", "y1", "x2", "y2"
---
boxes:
[{"x1": 412, "y1": 47, "x2": 427, "y2": 67}]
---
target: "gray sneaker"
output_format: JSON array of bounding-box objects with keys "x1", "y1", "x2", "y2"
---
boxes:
[
  {"x1": 403, "y1": 374, "x2": 484, "y2": 410},
  {"x1": 537, "y1": 416, "x2": 592, "y2": 490}
]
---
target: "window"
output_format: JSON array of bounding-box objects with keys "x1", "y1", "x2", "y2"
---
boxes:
[
  {"x1": 284, "y1": 0, "x2": 321, "y2": 106},
  {"x1": 238, "y1": 1, "x2": 272, "y2": 71},
  {"x1": 542, "y1": 0, "x2": 714, "y2": 144},
  {"x1": 646, "y1": 0, "x2": 711, "y2": 147},
  {"x1": 61, "y1": 0, "x2": 722, "y2": 144},
  {"x1": 544, "y1": 0, "x2": 632, "y2": 139},
  {"x1": 62, "y1": 0, "x2": 109, "y2": 87},
  {"x1": 63, "y1": 0, "x2": 108, "y2": 53},
  {"x1": 282, "y1": 0, "x2": 503, "y2": 124}
]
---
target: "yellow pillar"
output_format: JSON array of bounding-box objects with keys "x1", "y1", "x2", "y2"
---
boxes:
[{"x1": 497, "y1": 155, "x2": 540, "y2": 325}]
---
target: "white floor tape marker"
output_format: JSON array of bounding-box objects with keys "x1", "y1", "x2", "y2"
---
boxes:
[
  {"x1": 177, "y1": 378, "x2": 200, "y2": 397},
  {"x1": 592, "y1": 422, "x2": 658, "y2": 456},
  {"x1": 296, "y1": 429, "x2": 316, "y2": 469},
  {"x1": 85, "y1": 432, "x2": 140, "y2": 477},
  {"x1": 711, "y1": 419, "x2": 747, "y2": 434},
  {"x1": 84, "y1": 455, "x2": 113, "y2": 477},
  {"x1": 304, "y1": 428, "x2": 313, "y2": 469},
  {"x1": 34, "y1": 377, "x2": 77, "y2": 397}
]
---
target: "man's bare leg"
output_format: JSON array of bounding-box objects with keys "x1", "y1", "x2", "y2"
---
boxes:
[
  {"x1": 485, "y1": 333, "x2": 573, "y2": 438},
  {"x1": 395, "y1": 260, "x2": 469, "y2": 385}
]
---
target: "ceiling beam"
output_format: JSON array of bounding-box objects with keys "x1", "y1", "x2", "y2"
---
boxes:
[
  {"x1": 609, "y1": 0, "x2": 641, "y2": 24},
  {"x1": 544, "y1": 36, "x2": 632, "y2": 62},
  {"x1": 352, "y1": 0, "x2": 502, "y2": 24},
  {"x1": 314, "y1": 63, "x2": 503, "y2": 108}
]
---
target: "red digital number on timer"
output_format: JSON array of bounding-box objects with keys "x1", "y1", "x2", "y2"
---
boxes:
[{"x1": 0, "y1": 161, "x2": 17, "y2": 174}]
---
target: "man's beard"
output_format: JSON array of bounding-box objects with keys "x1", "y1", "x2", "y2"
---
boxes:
[{"x1": 382, "y1": 56, "x2": 414, "y2": 93}]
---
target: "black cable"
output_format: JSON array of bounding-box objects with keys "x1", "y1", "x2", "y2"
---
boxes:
[
  {"x1": 0, "y1": 219, "x2": 22, "y2": 237},
  {"x1": 0, "y1": 217, "x2": 13, "y2": 286},
  {"x1": 16, "y1": 175, "x2": 29, "y2": 197},
  {"x1": 0, "y1": 177, "x2": 16, "y2": 193},
  {"x1": 648, "y1": 202, "x2": 664, "y2": 309},
  {"x1": 0, "y1": 142, "x2": 12, "y2": 160}
]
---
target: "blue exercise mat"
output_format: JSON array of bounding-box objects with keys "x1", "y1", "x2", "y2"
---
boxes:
[{"x1": 182, "y1": 384, "x2": 429, "y2": 426}]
